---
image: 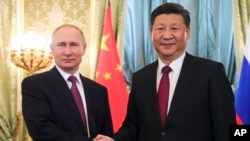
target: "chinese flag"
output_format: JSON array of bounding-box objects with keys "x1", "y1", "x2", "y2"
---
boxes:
[{"x1": 95, "y1": 3, "x2": 128, "y2": 132}]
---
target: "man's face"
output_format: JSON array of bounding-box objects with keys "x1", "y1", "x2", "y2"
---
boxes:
[
  {"x1": 151, "y1": 14, "x2": 190, "y2": 63},
  {"x1": 51, "y1": 26, "x2": 86, "y2": 74}
]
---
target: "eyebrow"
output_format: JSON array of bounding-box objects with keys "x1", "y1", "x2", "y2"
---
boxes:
[{"x1": 56, "y1": 41, "x2": 79, "y2": 44}]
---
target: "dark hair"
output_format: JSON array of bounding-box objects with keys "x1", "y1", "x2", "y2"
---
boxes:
[{"x1": 150, "y1": 3, "x2": 190, "y2": 28}]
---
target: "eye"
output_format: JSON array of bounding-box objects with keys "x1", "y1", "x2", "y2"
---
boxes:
[
  {"x1": 57, "y1": 43, "x2": 66, "y2": 47},
  {"x1": 72, "y1": 43, "x2": 78, "y2": 46},
  {"x1": 171, "y1": 27, "x2": 178, "y2": 30},
  {"x1": 70, "y1": 43, "x2": 80, "y2": 48},
  {"x1": 157, "y1": 27, "x2": 164, "y2": 30},
  {"x1": 171, "y1": 27, "x2": 179, "y2": 31}
]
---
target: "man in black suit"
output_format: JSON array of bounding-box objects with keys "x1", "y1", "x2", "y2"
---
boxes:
[
  {"x1": 22, "y1": 24, "x2": 114, "y2": 141},
  {"x1": 95, "y1": 2, "x2": 236, "y2": 141}
]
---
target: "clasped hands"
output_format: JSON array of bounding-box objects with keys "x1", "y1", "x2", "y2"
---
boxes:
[{"x1": 94, "y1": 134, "x2": 114, "y2": 141}]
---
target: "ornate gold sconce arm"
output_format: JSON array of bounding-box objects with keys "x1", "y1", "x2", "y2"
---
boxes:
[
  {"x1": 9, "y1": 30, "x2": 53, "y2": 141},
  {"x1": 10, "y1": 48, "x2": 53, "y2": 75}
]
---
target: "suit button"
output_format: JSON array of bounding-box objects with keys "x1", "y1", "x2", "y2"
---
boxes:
[{"x1": 161, "y1": 131, "x2": 166, "y2": 136}]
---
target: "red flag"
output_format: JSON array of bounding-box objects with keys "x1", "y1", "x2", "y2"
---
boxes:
[{"x1": 95, "y1": 3, "x2": 128, "y2": 132}]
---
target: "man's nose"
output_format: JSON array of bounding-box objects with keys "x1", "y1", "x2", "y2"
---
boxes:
[
  {"x1": 64, "y1": 45, "x2": 72, "y2": 54},
  {"x1": 162, "y1": 31, "x2": 173, "y2": 39}
]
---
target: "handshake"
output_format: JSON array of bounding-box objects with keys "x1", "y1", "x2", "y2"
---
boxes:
[{"x1": 94, "y1": 134, "x2": 114, "y2": 141}]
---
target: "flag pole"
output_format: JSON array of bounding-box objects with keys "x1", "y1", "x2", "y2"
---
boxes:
[{"x1": 107, "y1": 0, "x2": 110, "y2": 7}]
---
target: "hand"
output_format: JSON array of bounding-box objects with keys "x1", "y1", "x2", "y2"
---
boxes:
[{"x1": 94, "y1": 134, "x2": 114, "y2": 141}]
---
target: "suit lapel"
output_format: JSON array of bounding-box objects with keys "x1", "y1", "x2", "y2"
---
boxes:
[
  {"x1": 166, "y1": 54, "x2": 198, "y2": 124},
  {"x1": 79, "y1": 76, "x2": 96, "y2": 136},
  {"x1": 142, "y1": 61, "x2": 163, "y2": 127},
  {"x1": 47, "y1": 67, "x2": 86, "y2": 132}
]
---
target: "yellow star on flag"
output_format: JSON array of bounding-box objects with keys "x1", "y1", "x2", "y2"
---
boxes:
[
  {"x1": 101, "y1": 34, "x2": 110, "y2": 51},
  {"x1": 95, "y1": 71, "x2": 100, "y2": 78},
  {"x1": 116, "y1": 64, "x2": 122, "y2": 72},
  {"x1": 103, "y1": 72, "x2": 111, "y2": 80},
  {"x1": 95, "y1": 4, "x2": 129, "y2": 132}
]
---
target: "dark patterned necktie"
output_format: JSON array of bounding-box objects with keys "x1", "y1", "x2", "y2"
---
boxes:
[
  {"x1": 158, "y1": 66, "x2": 171, "y2": 127},
  {"x1": 68, "y1": 75, "x2": 87, "y2": 128}
]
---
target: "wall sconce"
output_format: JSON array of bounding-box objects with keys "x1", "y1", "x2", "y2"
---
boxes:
[
  {"x1": 9, "y1": 30, "x2": 52, "y2": 141},
  {"x1": 10, "y1": 30, "x2": 53, "y2": 75}
]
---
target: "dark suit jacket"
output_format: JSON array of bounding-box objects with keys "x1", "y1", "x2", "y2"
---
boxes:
[
  {"x1": 114, "y1": 53, "x2": 236, "y2": 141},
  {"x1": 22, "y1": 67, "x2": 113, "y2": 141}
]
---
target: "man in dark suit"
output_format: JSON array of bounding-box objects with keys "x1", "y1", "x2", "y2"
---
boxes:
[
  {"x1": 95, "y1": 2, "x2": 236, "y2": 141},
  {"x1": 22, "y1": 24, "x2": 114, "y2": 141}
]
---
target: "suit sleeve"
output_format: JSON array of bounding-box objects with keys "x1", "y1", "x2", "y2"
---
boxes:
[
  {"x1": 113, "y1": 74, "x2": 139, "y2": 141},
  {"x1": 209, "y1": 63, "x2": 236, "y2": 141},
  {"x1": 21, "y1": 77, "x2": 93, "y2": 141},
  {"x1": 100, "y1": 87, "x2": 114, "y2": 136}
]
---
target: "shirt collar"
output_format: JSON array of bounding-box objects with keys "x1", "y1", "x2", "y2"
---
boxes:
[
  {"x1": 55, "y1": 66, "x2": 81, "y2": 82},
  {"x1": 158, "y1": 52, "x2": 186, "y2": 73}
]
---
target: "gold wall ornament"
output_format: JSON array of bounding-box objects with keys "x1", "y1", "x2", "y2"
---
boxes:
[
  {"x1": 10, "y1": 30, "x2": 53, "y2": 75},
  {"x1": 9, "y1": 31, "x2": 53, "y2": 141},
  {"x1": 10, "y1": 48, "x2": 53, "y2": 75}
]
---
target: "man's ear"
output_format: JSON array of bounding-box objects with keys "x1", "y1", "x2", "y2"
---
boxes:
[
  {"x1": 184, "y1": 32, "x2": 187, "y2": 40},
  {"x1": 184, "y1": 29, "x2": 190, "y2": 41}
]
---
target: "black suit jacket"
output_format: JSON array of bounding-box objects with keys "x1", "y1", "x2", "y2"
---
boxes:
[
  {"x1": 114, "y1": 53, "x2": 236, "y2": 141},
  {"x1": 22, "y1": 67, "x2": 113, "y2": 141}
]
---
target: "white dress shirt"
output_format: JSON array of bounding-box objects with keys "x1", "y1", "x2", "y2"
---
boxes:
[
  {"x1": 56, "y1": 66, "x2": 90, "y2": 137},
  {"x1": 156, "y1": 52, "x2": 186, "y2": 113}
]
